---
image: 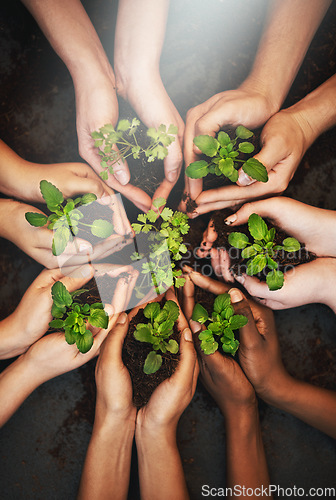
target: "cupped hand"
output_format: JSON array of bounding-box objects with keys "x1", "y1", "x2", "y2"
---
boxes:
[
  {"x1": 180, "y1": 87, "x2": 275, "y2": 212},
  {"x1": 135, "y1": 288, "x2": 198, "y2": 430}
]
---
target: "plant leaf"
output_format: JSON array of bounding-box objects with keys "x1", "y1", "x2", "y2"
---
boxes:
[
  {"x1": 186, "y1": 160, "x2": 209, "y2": 179},
  {"x1": 25, "y1": 212, "x2": 48, "y2": 227},
  {"x1": 51, "y1": 303, "x2": 66, "y2": 318},
  {"x1": 144, "y1": 302, "x2": 160, "y2": 322},
  {"x1": 235, "y1": 125, "x2": 253, "y2": 139},
  {"x1": 213, "y1": 293, "x2": 231, "y2": 314},
  {"x1": 52, "y1": 226, "x2": 70, "y2": 256},
  {"x1": 248, "y1": 213, "x2": 268, "y2": 241},
  {"x1": 40, "y1": 180, "x2": 64, "y2": 206},
  {"x1": 266, "y1": 270, "x2": 284, "y2": 291},
  {"x1": 88, "y1": 309, "x2": 108, "y2": 329},
  {"x1": 80, "y1": 193, "x2": 97, "y2": 205},
  {"x1": 230, "y1": 314, "x2": 248, "y2": 330},
  {"x1": 241, "y1": 245, "x2": 257, "y2": 259},
  {"x1": 217, "y1": 131, "x2": 231, "y2": 147},
  {"x1": 134, "y1": 324, "x2": 153, "y2": 343},
  {"x1": 267, "y1": 257, "x2": 278, "y2": 270},
  {"x1": 243, "y1": 158, "x2": 268, "y2": 183},
  {"x1": 65, "y1": 329, "x2": 77, "y2": 345},
  {"x1": 152, "y1": 197, "x2": 166, "y2": 208},
  {"x1": 238, "y1": 142, "x2": 254, "y2": 154},
  {"x1": 91, "y1": 219, "x2": 114, "y2": 238},
  {"x1": 228, "y1": 232, "x2": 249, "y2": 249},
  {"x1": 71, "y1": 288, "x2": 89, "y2": 299},
  {"x1": 247, "y1": 254, "x2": 267, "y2": 275},
  {"x1": 51, "y1": 281, "x2": 73, "y2": 308},
  {"x1": 166, "y1": 339, "x2": 179, "y2": 354},
  {"x1": 191, "y1": 303, "x2": 209, "y2": 324},
  {"x1": 218, "y1": 158, "x2": 234, "y2": 176},
  {"x1": 282, "y1": 237, "x2": 301, "y2": 252},
  {"x1": 163, "y1": 300, "x2": 180, "y2": 323},
  {"x1": 144, "y1": 351, "x2": 162, "y2": 374},
  {"x1": 48, "y1": 319, "x2": 65, "y2": 329},
  {"x1": 201, "y1": 339, "x2": 218, "y2": 355},
  {"x1": 222, "y1": 338, "x2": 239, "y2": 355},
  {"x1": 193, "y1": 135, "x2": 219, "y2": 157},
  {"x1": 76, "y1": 330, "x2": 94, "y2": 354}
]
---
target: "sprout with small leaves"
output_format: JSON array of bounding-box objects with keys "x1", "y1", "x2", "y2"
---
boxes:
[
  {"x1": 25, "y1": 180, "x2": 114, "y2": 256},
  {"x1": 228, "y1": 213, "x2": 301, "y2": 291},
  {"x1": 192, "y1": 293, "x2": 247, "y2": 355},
  {"x1": 186, "y1": 125, "x2": 268, "y2": 183},
  {"x1": 134, "y1": 300, "x2": 180, "y2": 374}
]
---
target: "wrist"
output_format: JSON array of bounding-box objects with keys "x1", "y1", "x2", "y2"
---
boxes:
[
  {"x1": 257, "y1": 371, "x2": 297, "y2": 409},
  {"x1": 0, "y1": 199, "x2": 23, "y2": 240},
  {"x1": 239, "y1": 77, "x2": 281, "y2": 118},
  {"x1": 135, "y1": 418, "x2": 177, "y2": 448},
  {"x1": 94, "y1": 400, "x2": 137, "y2": 431}
]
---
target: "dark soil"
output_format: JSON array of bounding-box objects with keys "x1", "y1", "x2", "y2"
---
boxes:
[
  {"x1": 211, "y1": 208, "x2": 316, "y2": 280},
  {"x1": 180, "y1": 216, "x2": 210, "y2": 271},
  {"x1": 122, "y1": 298, "x2": 180, "y2": 408}
]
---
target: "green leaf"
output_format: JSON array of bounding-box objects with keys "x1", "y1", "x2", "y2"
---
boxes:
[
  {"x1": 228, "y1": 169, "x2": 239, "y2": 183},
  {"x1": 117, "y1": 119, "x2": 131, "y2": 131},
  {"x1": 25, "y1": 212, "x2": 48, "y2": 227},
  {"x1": 265, "y1": 227, "x2": 276, "y2": 243},
  {"x1": 65, "y1": 329, "x2": 77, "y2": 345},
  {"x1": 88, "y1": 309, "x2": 108, "y2": 329},
  {"x1": 201, "y1": 339, "x2": 218, "y2": 355},
  {"x1": 166, "y1": 339, "x2": 179, "y2": 354},
  {"x1": 228, "y1": 232, "x2": 249, "y2": 249},
  {"x1": 40, "y1": 180, "x2": 64, "y2": 206},
  {"x1": 152, "y1": 197, "x2": 166, "y2": 209},
  {"x1": 193, "y1": 135, "x2": 219, "y2": 157},
  {"x1": 213, "y1": 293, "x2": 231, "y2": 314},
  {"x1": 132, "y1": 223, "x2": 143, "y2": 233},
  {"x1": 48, "y1": 319, "x2": 65, "y2": 329},
  {"x1": 222, "y1": 338, "x2": 239, "y2": 355},
  {"x1": 266, "y1": 269, "x2": 284, "y2": 291},
  {"x1": 167, "y1": 124, "x2": 178, "y2": 135},
  {"x1": 161, "y1": 207, "x2": 173, "y2": 221},
  {"x1": 235, "y1": 125, "x2": 253, "y2": 139},
  {"x1": 241, "y1": 245, "x2": 257, "y2": 259},
  {"x1": 218, "y1": 158, "x2": 234, "y2": 176},
  {"x1": 134, "y1": 325, "x2": 153, "y2": 343},
  {"x1": 186, "y1": 160, "x2": 209, "y2": 179},
  {"x1": 144, "y1": 351, "x2": 162, "y2": 374},
  {"x1": 217, "y1": 131, "x2": 231, "y2": 147},
  {"x1": 91, "y1": 219, "x2": 114, "y2": 238},
  {"x1": 91, "y1": 131, "x2": 104, "y2": 140},
  {"x1": 157, "y1": 319, "x2": 174, "y2": 336},
  {"x1": 51, "y1": 281, "x2": 73, "y2": 309},
  {"x1": 100, "y1": 170, "x2": 109, "y2": 181},
  {"x1": 199, "y1": 330, "x2": 213, "y2": 341},
  {"x1": 247, "y1": 254, "x2": 267, "y2": 275},
  {"x1": 248, "y1": 213, "x2": 268, "y2": 241},
  {"x1": 71, "y1": 289, "x2": 88, "y2": 299},
  {"x1": 147, "y1": 209, "x2": 157, "y2": 223},
  {"x1": 51, "y1": 303, "x2": 66, "y2": 318},
  {"x1": 238, "y1": 142, "x2": 254, "y2": 154},
  {"x1": 230, "y1": 314, "x2": 248, "y2": 330},
  {"x1": 144, "y1": 302, "x2": 160, "y2": 322},
  {"x1": 80, "y1": 193, "x2": 97, "y2": 205},
  {"x1": 243, "y1": 158, "x2": 268, "y2": 183},
  {"x1": 163, "y1": 300, "x2": 179, "y2": 323},
  {"x1": 267, "y1": 257, "x2": 278, "y2": 270},
  {"x1": 52, "y1": 226, "x2": 70, "y2": 256},
  {"x1": 192, "y1": 303, "x2": 209, "y2": 324},
  {"x1": 64, "y1": 311, "x2": 78, "y2": 327},
  {"x1": 282, "y1": 237, "x2": 301, "y2": 252},
  {"x1": 76, "y1": 330, "x2": 94, "y2": 354}
]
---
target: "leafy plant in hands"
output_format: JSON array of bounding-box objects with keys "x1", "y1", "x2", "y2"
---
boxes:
[
  {"x1": 134, "y1": 300, "x2": 180, "y2": 374},
  {"x1": 92, "y1": 118, "x2": 178, "y2": 180},
  {"x1": 192, "y1": 293, "x2": 247, "y2": 355},
  {"x1": 186, "y1": 125, "x2": 268, "y2": 183},
  {"x1": 49, "y1": 281, "x2": 108, "y2": 354},
  {"x1": 25, "y1": 180, "x2": 114, "y2": 256},
  {"x1": 131, "y1": 198, "x2": 190, "y2": 296},
  {"x1": 228, "y1": 213, "x2": 301, "y2": 291}
]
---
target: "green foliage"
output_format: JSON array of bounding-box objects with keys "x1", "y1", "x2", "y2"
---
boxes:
[
  {"x1": 228, "y1": 213, "x2": 301, "y2": 291},
  {"x1": 92, "y1": 119, "x2": 178, "y2": 178},
  {"x1": 191, "y1": 293, "x2": 247, "y2": 355},
  {"x1": 134, "y1": 300, "x2": 180, "y2": 374},
  {"x1": 185, "y1": 126, "x2": 268, "y2": 183},
  {"x1": 25, "y1": 180, "x2": 114, "y2": 256},
  {"x1": 49, "y1": 281, "x2": 108, "y2": 353},
  {"x1": 131, "y1": 199, "x2": 190, "y2": 295}
]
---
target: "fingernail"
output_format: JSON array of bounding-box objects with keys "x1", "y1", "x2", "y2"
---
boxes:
[
  {"x1": 229, "y1": 288, "x2": 244, "y2": 303},
  {"x1": 238, "y1": 171, "x2": 253, "y2": 186},
  {"x1": 104, "y1": 304, "x2": 114, "y2": 317},
  {"x1": 100, "y1": 193, "x2": 111, "y2": 205},
  {"x1": 117, "y1": 312, "x2": 128, "y2": 324},
  {"x1": 79, "y1": 242, "x2": 93, "y2": 252},
  {"x1": 234, "y1": 274, "x2": 245, "y2": 285},
  {"x1": 167, "y1": 169, "x2": 178, "y2": 183},
  {"x1": 190, "y1": 320, "x2": 201, "y2": 333},
  {"x1": 114, "y1": 171, "x2": 129, "y2": 186},
  {"x1": 183, "y1": 327, "x2": 193, "y2": 342},
  {"x1": 225, "y1": 214, "x2": 237, "y2": 225}
]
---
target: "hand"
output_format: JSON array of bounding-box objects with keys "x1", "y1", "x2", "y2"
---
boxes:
[
  {"x1": 180, "y1": 87, "x2": 276, "y2": 212},
  {"x1": 135, "y1": 288, "x2": 198, "y2": 431}
]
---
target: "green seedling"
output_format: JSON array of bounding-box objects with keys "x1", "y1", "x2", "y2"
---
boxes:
[
  {"x1": 92, "y1": 118, "x2": 178, "y2": 180},
  {"x1": 185, "y1": 125, "x2": 268, "y2": 183},
  {"x1": 131, "y1": 198, "x2": 190, "y2": 296},
  {"x1": 192, "y1": 293, "x2": 247, "y2": 355},
  {"x1": 25, "y1": 180, "x2": 114, "y2": 256},
  {"x1": 49, "y1": 281, "x2": 108, "y2": 354},
  {"x1": 228, "y1": 213, "x2": 301, "y2": 291},
  {"x1": 134, "y1": 300, "x2": 180, "y2": 374}
]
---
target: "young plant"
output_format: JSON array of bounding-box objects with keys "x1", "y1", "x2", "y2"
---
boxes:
[
  {"x1": 49, "y1": 281, "x2": 108, "y2": 354},
  {"x1": 25, "y1": 180, "x2": 114, "y2": 256},
  {"x1": 228, "y1": 213, "x2": 301, "y2": 291},
  {"x1": 185, "y1": 125, "x2": 268, "y2": 183},
  {"x1": 131, "y1": 198, "x2": 190, "y2": 296},
  {"x1": 134, "y1": 300, "x2": 180, "y2": 374},
  {"x1": 191, "y1": 293, "x2": 247, "y2": 355},
  {"x1": 91, "y1": 118, "x2": 178, "y2": 180}
]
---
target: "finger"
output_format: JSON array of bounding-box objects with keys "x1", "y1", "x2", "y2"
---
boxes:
[
  {"x1": 228, "y1": 288, "x2": 263, "y2": 349},
  {"x1": 187, "y1": 269, "x2": 231, "y2": 295},
  {"x1": 125, "y1": 268, "x2": 139, "y2": 307},
  {"x1": 111, "y1": 274, "x2": 133, "y2": 314},
  {"x1": 109, "y1": 144, "x2": 131, "y2": 186},
  {"x1": 234, "y1": 274, "x2": 276, "y2": 299},
  {"x1": 222, "y1": 199, "x2": 281, "y2": 227},
  {"x1": 163, "y1": 138, "x2": 183, "y2": 184},
  {"x1": 66, "y1": 175, "x2": 105, "y2": 199},
  {"x1": 181, "y1": 274, "x2": 195, "y2": 321},
  {"x1": 151, "y1": 179, "x2": 175, "y2": 211},
  {"x1": 59, "y1": 264, "x2": 94, "y2": 292},
  {"x1": 171, "y1": 327, "x2": 199, "y2": 388},
  {"x1": 99, "y1": 312, "x2": 129, "y2": 363},
  {"x1": 212, "y1": 248, "x2": 234, "y2": 283},
  {"x1": 64, "y1": 237, "x2": 93, "y2": 255}
]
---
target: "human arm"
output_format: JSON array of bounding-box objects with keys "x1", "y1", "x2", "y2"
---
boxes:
[
  {"x1": 135, "y1": 289, "x2": 198, "y2": 500},
  {"x1": 114, "y1": 0, "x2": 185, "y2": 205},
  {"x1": 230, "y1": 288, "x2": 336, "y2": 439}
]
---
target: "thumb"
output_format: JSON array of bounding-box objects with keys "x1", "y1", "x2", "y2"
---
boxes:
[
  {"x1": 228, "y1": 288, "x2": 263, "y2": 350},
  {"x1": 99, "y1": 312, "x2": 129, "y2": 363},
  {"x1": 59, "y1": 264, "x2": 94, "y2": 292},
  {"x1": 110, "y1": 145, "x2": 130, "y2": 186},
  {"x1": 172, "y1": 327, "x2": 199, "y2": 386}
]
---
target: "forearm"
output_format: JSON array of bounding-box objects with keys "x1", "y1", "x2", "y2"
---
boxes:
[
  {"x1": 224, "y1": 406, "x2": 271, "y2": 497},
  {"x1": 0, "y1": 355, "x2": 41, "y2": 427},
  {"x1": 264, "y1": 375, "x2": 336, "y2": 439},
  {"x1": 21, "y1": 0, "x2": 115, "y2": 88},
  {"x1": 136, "y1": 425, "x2": 189, "y2": 500},
  {"x1": 78, "y1": 410, "x2": 135, "y2": 500},
  {"x1": 242, "y1": 0, "x2": 331, "y2": 111}
]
